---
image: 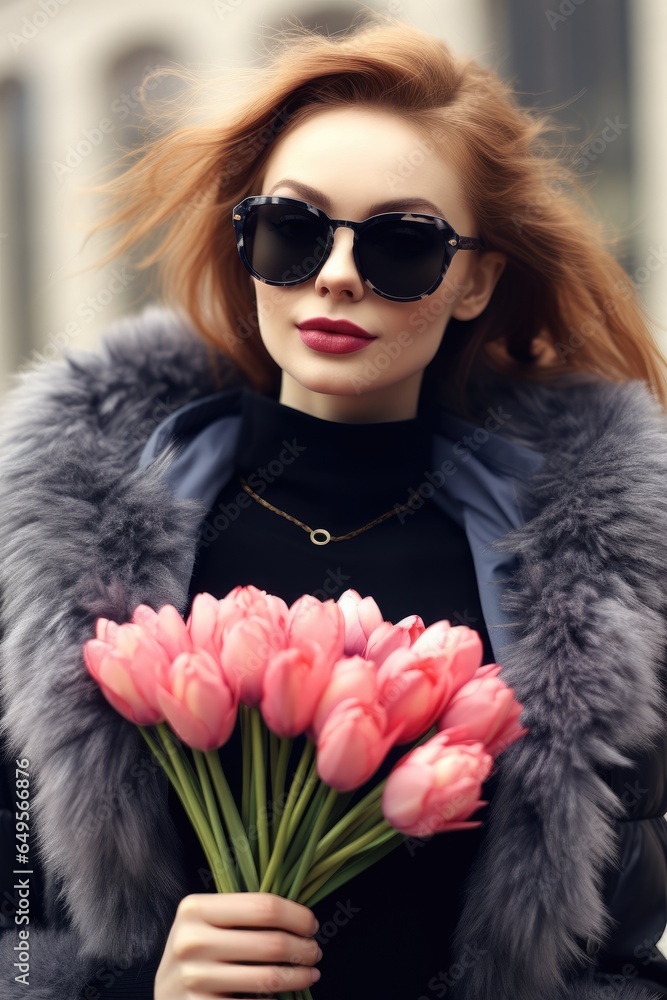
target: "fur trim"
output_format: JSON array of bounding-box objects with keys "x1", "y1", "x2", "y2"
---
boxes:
[
  {"x1": 449, "y1": 378, "x2": 667, "y2": 999},
  {"x1": 0, "y1": 927, "x2": 97, "y2": 999},
  {"x1": 567, "y1": 980, "x2": 665, "y2": 1000},
  {"x1": 0, "y1": 308, "x2": 245, "y2": 963}
]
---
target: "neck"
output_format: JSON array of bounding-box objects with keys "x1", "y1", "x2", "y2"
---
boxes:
[{"x1": 278, "y1": 371, "x2": 424, "y2": 423}]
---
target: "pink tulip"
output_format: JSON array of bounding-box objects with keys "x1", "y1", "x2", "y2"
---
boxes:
[
  {"x1": 336, "y1": 589, "x2": 384, "y2": 656},
  {"x1": 287, "y1": 595, "x2": 345, "y2": 667},
  {"x1": 308, "y1": 655, "x2": 379, "y2": 741},
  {"x1": 375, "y1": 625, "x2": 483, "y2": 744},
  {"x1": 155, "y1": 649, "x2": 238, "y2": 751},
  {"x1": 221, "y1": 585, "x2": 290, "y2": 633},
  {"x1": 438, "y1": 663, "x2": 528, "y2": 758},
  {"x1": 381, "y1": 731, "x2": 493, "y2": 836},
  {"x1": 257, "y1": 596, "x2": 345, "y2": 736},
  {"x1": 261, "y1": 640, "x2": 334, "y2": 738},
  {"x1": 131, "y1": 603, "x2": 193, "y2": 661},
  {"x1": 214, "y1": 586, "x2": 290, "y2": 706},
  {"x1": 364, "y1": 614, "x2": 425, "y2": 665},
  {"x1": 84, "y1": 620, "x2": 170, "y2": 725},
  {"x1": 376, "y1": 646, "x2": 450, "y2": 744},
  {"x1": 95, "y1": 617, "x2": 120, "y2": 643},
  {"x1": 186, "y1": 592, "x2": 231, "y2": 660},
  {"x1": 316, "y1": 697, "x2": 401, "y2": 792},
  {"x1": 220, "y1": 617, "x2": 286, "y2": 707},
  {"x1": 409, "y1": 622, "x2": 483, "y2": 696}
]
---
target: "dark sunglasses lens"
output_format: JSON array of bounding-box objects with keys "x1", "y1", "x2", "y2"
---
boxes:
[
  {"x1": 244, "y1": 203, "x2": 328, "y2": 283},
  {"x1": 358, "y1": 219, "x2": 446, "y2": 298}
]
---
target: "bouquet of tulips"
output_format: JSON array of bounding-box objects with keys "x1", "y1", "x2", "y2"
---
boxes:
[{"x1": 83, "y1": 586, "x2": 527, "y2": 1000}]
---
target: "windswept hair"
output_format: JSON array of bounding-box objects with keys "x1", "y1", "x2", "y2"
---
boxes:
[{"x1": 88, "y1": 12, "x2": 667, "y2": 415}]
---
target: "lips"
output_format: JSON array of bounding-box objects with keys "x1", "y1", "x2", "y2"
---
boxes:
[
  {"x1": 296, "y1": 319, "x2": 377, "y2": 356},
  {"x1": 296, "y1": 317, "x2": 375, "y2": 339}
]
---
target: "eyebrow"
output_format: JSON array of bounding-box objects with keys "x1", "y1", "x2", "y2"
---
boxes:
[{"x1": 266, "y1": 178, "x2": 446, "y2": 218}]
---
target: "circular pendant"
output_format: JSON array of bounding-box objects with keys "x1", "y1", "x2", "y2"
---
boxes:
[{"x1": 310, "y1": 528, "x2": 331, "y2": 545}]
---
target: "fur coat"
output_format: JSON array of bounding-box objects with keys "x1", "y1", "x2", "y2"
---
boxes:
[{"x1": 0, "y1": 306, "x2": 666, "y2": 1000}]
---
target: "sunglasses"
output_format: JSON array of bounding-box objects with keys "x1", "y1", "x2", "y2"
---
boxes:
[{"x1": 231, "y1": 196, "x2": 483, "y2": 302}]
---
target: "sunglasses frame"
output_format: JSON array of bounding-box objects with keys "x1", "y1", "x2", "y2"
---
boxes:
[{"x1": 231, "y1": 195, "x2": 483, "y2": 302}]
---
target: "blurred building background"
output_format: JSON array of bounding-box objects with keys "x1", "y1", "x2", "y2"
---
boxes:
[{"x1": 0, "y1": 0, "x2": 665, "y2": 393}]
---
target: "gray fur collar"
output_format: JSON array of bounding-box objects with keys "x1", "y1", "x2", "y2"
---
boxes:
[{"x1": 1, "y1": 307, "x2": 666, "y2": 1000}]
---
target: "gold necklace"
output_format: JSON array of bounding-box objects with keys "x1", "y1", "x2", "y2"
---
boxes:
[{"x1": 239, "y1": 475, "x2": 421, "y2": 546}]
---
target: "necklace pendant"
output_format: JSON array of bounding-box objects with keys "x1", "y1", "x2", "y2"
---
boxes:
[{"x1": 310, "y1": 528, "x2": 331, "y2": 546}]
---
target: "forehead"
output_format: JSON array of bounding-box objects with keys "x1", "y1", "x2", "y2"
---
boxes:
[{"x1": 260, "y1": 106, "x2": 469, "y2": 223}]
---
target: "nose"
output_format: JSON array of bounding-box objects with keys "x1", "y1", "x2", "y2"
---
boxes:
[{"x1": 314, "y1": 225, "x2": 365, "y2": 301}]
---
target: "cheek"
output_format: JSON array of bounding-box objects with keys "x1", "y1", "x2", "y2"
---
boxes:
[
  {"x1": 398, "y1": 295, "x2": 452, "y2": 342},
  {"x1": 254, "y1": 283, "x2": 292, "y2": 334}
]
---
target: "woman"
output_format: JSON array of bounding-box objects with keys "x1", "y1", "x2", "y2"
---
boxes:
[{"x1": 1, "y1": 15, "x2": 666, "y2": 1000}]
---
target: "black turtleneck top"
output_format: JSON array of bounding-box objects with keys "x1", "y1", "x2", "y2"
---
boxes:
[
  {"x1": 189, "y1": 387, "x2": 496, "y2": 651},
  {"x1": 95, "y1": 387, "x2": 497, "y2": 999}
]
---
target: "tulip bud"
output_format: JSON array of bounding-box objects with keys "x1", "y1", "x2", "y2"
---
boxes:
[
  {"x1": 365, "y1": 615, "x2": 425, "y2": 665},
  {"x1": 261, "y1": 640, "x2": 335, "y2": 738},
  {"x1": 337, "y1": 589, "x2": 384, "y2": 656},
  {"x1": 438, "y1": 663, "x2": 528, "y2": 758},
  {"x1": 131, "y1": 603, "x2": 193, "y2": 661},
  {"x1": 381, "y1": 731, "x2": 493, "y2": 836},
  {"x1": 83, "y1": 621, "x2": 170, "y2": 726},
  {"x1": 288, "y1": 594, "x2": 345, "y2": 666},
  {"x1": 155, "y1": 650, "x2": 238, "y2": 751},
  {"x1": 316, "y1": 697, "x2": 397, "y2": 792}
]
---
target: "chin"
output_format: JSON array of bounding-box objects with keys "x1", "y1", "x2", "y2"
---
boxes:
[{"x1": 290, "y1": 372, "x2": 371, "y2": 398}]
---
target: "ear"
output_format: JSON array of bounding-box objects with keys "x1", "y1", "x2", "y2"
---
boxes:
[{"x1": 452, "y1": 251, "x2": 507, "y2": 321}]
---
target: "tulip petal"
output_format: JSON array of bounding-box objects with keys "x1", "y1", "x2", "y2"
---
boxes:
[
  {"x1": 382, "y1": 764, "x2": 432, "y2": 829},
  {"x1": 261, "y1": 646, "x2": 330, "y2": 738},
  {"x1": 316, "y1": 699, "x2": 393, "y2": 791}
]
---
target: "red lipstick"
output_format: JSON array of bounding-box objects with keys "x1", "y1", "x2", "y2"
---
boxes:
[{"x1": 296, "y1": 317, "x2": 377, "y2": 355}]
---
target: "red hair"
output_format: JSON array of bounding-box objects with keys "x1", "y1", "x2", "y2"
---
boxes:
[{"x1": 88, "y1": 13, "x2": 667, "y2": 414}]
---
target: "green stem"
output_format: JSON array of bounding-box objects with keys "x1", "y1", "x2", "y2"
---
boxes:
[
  {"x1": 250, "y1": 708, "x2": 270, "y2": 879},
  {"x1": 299, "y1": 828, "x2": 405, "y2": 907},
  {"x1": 192, "y1": 750, "x2": 238, "y2": 893},
  {"x1": 260, "y1": 740, "x2": 313, "y2": 894},
  {"x1": 286, "y1": 785, "x2": 338, "y2": 901},
  {"x1": 271, "y1": 736, "x2": 292, "y2": 851},
  {"x1": 269, "y1": 729, "x2": 280, "y2": 798},
  {"x1": 279, "y1": 780, "x2": 329, "y2": 893},
  {"x1": 248, "y1": 736, "x2": 258, "y2": 868},
  {"x1": 137, "y1": 726, "x2": 179, "y2": 789},
  {"x1": 205, "y1": 748, "x2": 260, "y2": 891},
  {"x1": 285, "y1": 754, "x2": 320, "y2": 842},
  {"x1": 153, "y1": 724, "x2": 224, "y2": 891},
  {"x1": 156, "y1": 723, "x2": 207, "y2": 811},
  {"x1": 305, "y1": 818, "x2": 391, "y2": 886},
  {"x1": 241, "y1": 705, "x2": 251, "y2": 831},
  {"x1": 311, "y1": 794, "x2": 384, "y2": 864}
]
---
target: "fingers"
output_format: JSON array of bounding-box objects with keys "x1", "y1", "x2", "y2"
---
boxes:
[
  {"x1": 177, "y1": 926, "x2": 322, "y2": 965},
  {"x1": 154, "y1": 892, "x2": 322, "y2": 1000},
  {"x1": 176, "y1": 959, "x2": 320, "y2": 995},
  {"x1": 179, "y1": 892, "x2": 318, "y2": 937}
]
